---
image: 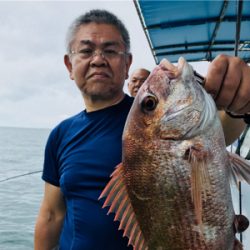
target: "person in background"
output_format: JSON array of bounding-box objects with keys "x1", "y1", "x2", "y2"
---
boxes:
[
  {"x1": 34, "y1": 9, "x2": 250, "y2": 250},
  {"x1": 128, "y1": 68, "x2": 150, "y2": 97}
]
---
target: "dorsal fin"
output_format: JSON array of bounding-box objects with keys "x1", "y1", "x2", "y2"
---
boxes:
[{"x1": 99, "y1": 163, "x2": 148, "y2": 250}]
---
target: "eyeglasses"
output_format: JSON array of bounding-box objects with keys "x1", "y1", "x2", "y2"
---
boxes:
[{"x1": 70, "y1": 48, "x2": 128, "y2": 60}]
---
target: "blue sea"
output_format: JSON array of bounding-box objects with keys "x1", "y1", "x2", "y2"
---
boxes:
[
  {"x1": 0, "y1": 126, "x2": 250, "y2": 249},
  {"x1": 0, "y1": 127, "x2": 50, "y2": 250}
]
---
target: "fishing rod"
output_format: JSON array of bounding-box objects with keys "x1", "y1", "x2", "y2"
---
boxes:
[
  {"x1": 0, "y1": 170, "x2": 42, "y2": 183},
  {"x1": 234, "y1": 0, "x2": 245, "y2": 243}
]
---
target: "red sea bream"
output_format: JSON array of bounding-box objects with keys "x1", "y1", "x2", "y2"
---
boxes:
[{"x1": 100, "y1": 57, "x2": 250, "y2": 250}]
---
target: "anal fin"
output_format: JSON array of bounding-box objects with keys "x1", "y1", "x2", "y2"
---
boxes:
[{"x1": 228, "y1": 152, "x2": 250, "y2": 186}]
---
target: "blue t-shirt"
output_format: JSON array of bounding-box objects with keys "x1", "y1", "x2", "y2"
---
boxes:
[{"x1": 42, "y1": 95, "x2": 134, "y2": 250}]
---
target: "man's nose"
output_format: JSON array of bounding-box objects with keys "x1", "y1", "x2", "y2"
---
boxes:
[
  {"x1": 134, "y1": 80, "x2": 143, "y2": 87},
  {"x1": 90, "y1": 52, "x2": 107, "y2": 66}
]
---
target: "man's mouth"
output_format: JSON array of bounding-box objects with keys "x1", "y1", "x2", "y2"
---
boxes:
[
  {"x1": 88, "y1": 72, "x2": 111, "y2": 79},
  {"x1": 133, "y1": 88, "x2": 139, "y2": 93}
]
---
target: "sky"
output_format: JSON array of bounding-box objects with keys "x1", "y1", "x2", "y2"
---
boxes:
[
  {"x1": 0, "y1": 0, "x2": 211, "y2": 129},
  {"x1": 0, "y1": 0, "x2": 155, "y2": 129}
]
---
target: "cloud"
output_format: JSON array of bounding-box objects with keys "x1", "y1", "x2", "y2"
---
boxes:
[{"x1": 0, "y1": 1, "x2": 156, "y2": 129}]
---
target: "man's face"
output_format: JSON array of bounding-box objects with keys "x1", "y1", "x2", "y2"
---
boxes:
[
  {"x1": 128, "y1": 69, "x2": 150, "y2": 97},
  {"x1": 65, "y1": 23, "x2": 132, "y2": 101}
]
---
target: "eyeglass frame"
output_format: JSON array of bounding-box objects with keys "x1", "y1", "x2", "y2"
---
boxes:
[{"x1": 69, "y1": 48, "x2": 129, "y2": 61}]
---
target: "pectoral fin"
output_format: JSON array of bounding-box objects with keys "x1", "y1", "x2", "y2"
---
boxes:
[
  {"x1": 187, "y1": 144, "x2": 211, "y2": 227},
  {"x1": 99, "y1": 163, "x2": 148, "y2": 250},
  {"x1": 228, "y1": 152, "x2": 250, "y2": 186}
]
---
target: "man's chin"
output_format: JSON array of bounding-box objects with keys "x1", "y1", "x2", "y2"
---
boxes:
[{"x1": 85, "y1": 90, "x2": 120, "y2": 102}]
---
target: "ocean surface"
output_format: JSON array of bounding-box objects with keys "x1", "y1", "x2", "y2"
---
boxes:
[
  {"x1": 0, "y1": 127, "x2": 50, "y2": 250},
  {"x1": 0, "y1": 126, "x2": 250, "y2": 250}
]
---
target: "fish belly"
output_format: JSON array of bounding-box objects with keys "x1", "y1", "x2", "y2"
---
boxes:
[{"x1": 125, "y1": 156, "x2": 235, "y2": 250}]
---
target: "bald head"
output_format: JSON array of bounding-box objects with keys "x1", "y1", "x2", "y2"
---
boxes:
[{"x1": 128, "y1": 68, "x2": 150, "y2": 97}]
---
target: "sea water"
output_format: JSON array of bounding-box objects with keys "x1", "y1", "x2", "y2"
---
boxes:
[{"x1": 0, "y1": 127, "x2": 50, "y2": 250}]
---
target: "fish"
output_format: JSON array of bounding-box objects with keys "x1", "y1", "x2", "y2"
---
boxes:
[{"x1": 99, "y1": 57, "x2": 250, "y2": 250}]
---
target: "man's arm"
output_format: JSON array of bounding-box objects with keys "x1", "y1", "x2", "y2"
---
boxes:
[
  {"x1": 219, "y1": 110, "x2": 246, "y2": 146},
  {"x1": 34, "y1": 182, "x2": 66, "y2": 250}
]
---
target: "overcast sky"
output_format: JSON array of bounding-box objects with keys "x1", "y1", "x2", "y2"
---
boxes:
[{"x1": 0, "y1": 0, "x2": 211, "y2": 129}]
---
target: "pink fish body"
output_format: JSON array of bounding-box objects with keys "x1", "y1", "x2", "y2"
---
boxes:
[{"x1": 100, "y1": 58, "x2": 250, "y2": 250}]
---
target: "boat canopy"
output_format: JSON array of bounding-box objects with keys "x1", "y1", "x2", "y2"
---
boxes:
[{"x1": 134, "y1": 0, "x2": 250, "y2": 63}]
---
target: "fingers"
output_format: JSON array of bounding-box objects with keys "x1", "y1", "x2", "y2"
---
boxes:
[
  {"x1": 231, "y1": 64, "x2": 250, "y2": 113},
  {"x1": 205, "y1": 54, "x2": 229, "y2": 101},
  {"x1": 205, "y1": 55, "x2": 250, "y2": 114},
  {"x1": 216, "y1": 57, "x2": 242, "y2": 110}
]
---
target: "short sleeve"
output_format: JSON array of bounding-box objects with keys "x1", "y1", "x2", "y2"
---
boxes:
[{"x1": 42, "y1": 127, "x2": 60, "y2": 187}]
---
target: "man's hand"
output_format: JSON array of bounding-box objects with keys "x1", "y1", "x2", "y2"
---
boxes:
[{"x1": 205, "y1": 55, "x2": 250, "y2": 114}]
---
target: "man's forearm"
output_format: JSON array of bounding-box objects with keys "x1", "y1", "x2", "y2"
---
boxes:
[
  {"x1": 219, "y1": 110, "x2": 246, "y2": 146},
  {"x1": 34, "y1": 216, "x2": 63, "y2": 250}
]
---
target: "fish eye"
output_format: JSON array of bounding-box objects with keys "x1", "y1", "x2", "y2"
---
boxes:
[{"x1": 141, "y1": 95, "x2": 158, "y2": 112}]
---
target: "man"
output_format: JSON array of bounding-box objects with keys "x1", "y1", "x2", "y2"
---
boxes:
[
  {"x1": 34, "y1": 9, "x2": 250, "y2": 250},
  {"x1": 128, "y1": 68, "x2": 150, "y2": 97}
]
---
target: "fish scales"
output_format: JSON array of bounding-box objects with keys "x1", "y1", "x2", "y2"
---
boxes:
[
  {"x1": 100, "y1": 57, "x2": 250, "y2": 250},
  {"x1": 124, "y1": 131, "x2": 234, "y2": 249}
]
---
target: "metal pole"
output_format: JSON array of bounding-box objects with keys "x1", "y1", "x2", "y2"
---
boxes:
[
  {"x1": 235, "y1": 0, "x2": 243, "y2": 56},
  {"x1": 234, "y1": 0, "x2": 244, "y2": 242}
]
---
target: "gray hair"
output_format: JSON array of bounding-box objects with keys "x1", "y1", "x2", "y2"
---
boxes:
[{"x1": 66, "y1": 9, "x2": 130, "y2": 54}]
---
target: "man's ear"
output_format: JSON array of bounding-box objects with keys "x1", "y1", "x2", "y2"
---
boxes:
[
  {"x1": 64, "y1": 54, "x2": 74, "y2": 80},
  {"x1": 125, "y1": 53, "x2": 133, "y2": 80}
]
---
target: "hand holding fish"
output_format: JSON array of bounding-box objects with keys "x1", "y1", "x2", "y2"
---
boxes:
[{"x1": 205, "y1": 55, "x2": 250, "y2": 114}]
